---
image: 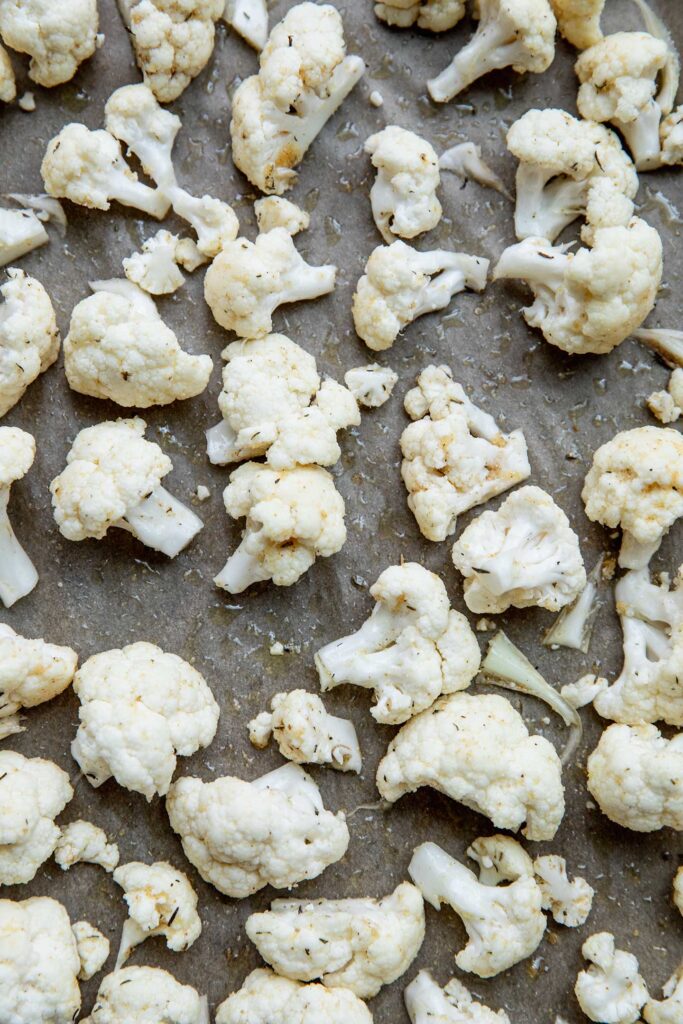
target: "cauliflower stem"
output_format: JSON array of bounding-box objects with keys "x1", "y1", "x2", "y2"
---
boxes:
[
  {"x1": 543, "y1": 556, "x2": 603, "y2": 653},
  {"x1": 120, "y1": 485, "x2": 203, "y2": 558}
]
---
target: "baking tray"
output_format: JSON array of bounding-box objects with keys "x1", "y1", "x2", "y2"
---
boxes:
[{"x1": 0, "y1": 0, "x2": 681, "y2": 1020}]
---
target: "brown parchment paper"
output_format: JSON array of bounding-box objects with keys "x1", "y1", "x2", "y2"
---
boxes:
[{"x1": 0, "y1": 0, "x2": 681, "y2": 1020}]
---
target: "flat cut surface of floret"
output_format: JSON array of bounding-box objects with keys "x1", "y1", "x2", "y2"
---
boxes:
[
  {"x1": 0, "y1": 268, "x2": 59, "y2": 417},
  {"x1": 365, "y1": 125, "x2": 442, "y2": 242},
  {"x1": 0, "y1": 0, "x2": 99, "y2": 87},
  {"x1": 80, "y1": 965, "x2": 204, "y2": 1024},
  {"x1": 575, "y1": 932, "x2": 649, "y2": 1024}
]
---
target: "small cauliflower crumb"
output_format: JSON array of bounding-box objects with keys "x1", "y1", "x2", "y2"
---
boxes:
[
  {"x1": 269, "y1": 641, "x2": 285, "y2": 656},
  {"x1": 369, "y1": 89, "x2": 384, "y2": 106},
  {"x1": 647, "y1": 368, "x2": 683, "y2": 424},
  {"x1": 194, "y1": 484, "x2": 210, "y2": 502},
  {"x1": 18, "y1": 92, "x2": 36, "y2": 111}
]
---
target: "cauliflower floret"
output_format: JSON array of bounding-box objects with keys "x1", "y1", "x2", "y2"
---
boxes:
[
  {"x1": 315, "y1": 561, "x2": 481, "y2": 724},
  {"x1": 0, "y1": 42, "x2": 16, "y2": 102},
  {"x1": 254, "y1": 195, "x2": 310, "y2": 235},
  {"x1": 409, "y1": 842, "x2": 546, "y2": 977},
  {"x1": 80, "y1": 965, "x2": 205, "y2": 1024},
  {"x1": 506, "y1": 109, "x2": 638, "y2": 241},
  {"x1": 579, "y1": 175, "x2": 637, "y2": 246},
  {"x1": 214, "y1": 461, "x2": 346, "y2": 593},
  {"x1": 647, "y1": 368, "x2": 683, "y2": 424},
  {"x1": 204, "y1": 228, "x2": 336, "y2": 338},
  {"x1": 0, "y1": 268, "x2": 59, "y2": 416},
  {"x1": 551, "y1": 0, "x2": 604, "y2": 49},
  {"x1": 123, "y1": 230, "x2": 186, "y2": 294},
  {"x1": 206, "y1": 334, "x2": 358, "y2": 468},
  {"x1": 245, "y1": 882, "x2": 425, "y2": 998},
  {"x1": 466, "y1": 834, "x2": 534, "y2": 886},
  {"x1": 113, "y1": 860, "x2": 201, "y2": 967},
  {"x1": 365, "y1": 126, "x2": 442, "y2": 243},
  {"x1": 0, "y1": 751, "x2": 72, "y2": 885},
  {"x1": 344, "y1": 364, "x2": 398, "y2": 408},
  {"x1": 675, "y1": 867, "x2": 683, "y2": 916},
  {"x1": 166, "y1": 762, "x2": 350, "y2": 897},
  {"x1": 582, "y1": 426, "x2": 683, "y2": 569},
  {"x1": 353, "y1": 241, "x2": 489, "y2": 352},
  {"x1": 493, "y1": 216, "x2": 662, "y2": 356},
  {"x1": 400, "y1": 365, "x2": 530, "y2": 542},
  {"x1": 644, "y1": 967, "x2": 683, "y2": 1024},
  {"x1": 587, "y1": 723, "x2": 683, "y2": 831},
  {"x1": 72, "y1": 921, "x2": 110, "y2": 981},
  {"x1": 121, "y1": 0, "x2": 224, "y2": 102},
  {"x1": 452, "y1": 485, "x2": 586, "y2": 614},
  {"x1": 405, "y1": 969, "x2": 512, "y2": 1024},
  {"x1": 0, "y1": 208, "x2": 48, "y2": 266},
  {"x1": 41, "y1": 123, "x2": 169, "y2": 219},
  {"x1": 377, "y1": 692, "x2": 565, "y2": 840},
  {"x1": 230, "y1": 3, "x2": 364, "y2": 194},
  {"x1": 533, "y1": 854, "x2": 594, "y2": 926},
  {"x1": 64, "y1": 285, "x2": 212, "y2": 407},
  {"x1": 50, "y1": 417, "x2": 203, "y2": 558},
  {"x1": 428, "y1": 0, "x2": 556, "y2": 103},
  {"x1": 71, "y1": 641, "x2": 219, "y2": 802},
  {"x1": 223, "y1": 0, "x2": 268, "y2": 50},
  {"x1": 375, "y1": 0, "x2": 465, "y2": 31},
  {"x1": 0, "y1": 897, "x2": 83, "y2": 1023},
  {"x1": 216, "y1": 968, "x2": 372, "y2": 1024},
  {"x1": 54, "y1": 820, "x2": 120, "y2": 873},
  {"x1": 660, "y1": 107, "x2": 683, "y2": 167},
  {"x1": 0, "y1": 426, "x2": 38, "y2": 607},
  {"x1": 575, "y1": 932, "x2": 649, "y2": 1024},
  {"x1": 0, "y1": 623, "x2": 77, "y2": 739},
  {"x1": 0, "y1": 0, "x2": 99, "y2": 87},
  {"x1": 248, "y1": 690, "x2": 362, "y2": 772}
]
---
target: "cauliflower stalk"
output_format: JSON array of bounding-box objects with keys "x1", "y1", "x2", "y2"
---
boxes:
[
  {"x1": 113, "y1": 860, "x2": 201, "y2": 967},
  {"x1": 81, "y1": 965, "x2": 206, "y2": 1024},
  {"x1": 439, "y1": 141, "x2": 510, "y2": 197},
  {"x1": 365, "y1": 125, "x2": 442, "y2": 243},
  {"x1": 248, "y1": 689, "x2": 362, "y2": 773},
  {"x1": 216, "y1": 968, "x2": 372, "y2": 1024},
  {"x1": 0, "y1": 426, "x2": 38, "y2": 608},
  {"x1": 405, "y1": 969, "x2": 511, "y2": 1024},
  {"x1": 0, "y1": 208, "x2": 48, "y2": 267},
  {"x1": 0, "y1": 0, "x2": 99, "y2": 87},
  {"x1": 575, "y1": 932, "x2": 649, "y2": 1024},
  {"x1": 0, "y1": 623, "x2": 77, "y2": 739},
  {"x1": 55, "y1": 820, "x2": 120, "y2": 873},
  {"x1": 0, "y1": 268, "x2": 59, "y2": 416}
]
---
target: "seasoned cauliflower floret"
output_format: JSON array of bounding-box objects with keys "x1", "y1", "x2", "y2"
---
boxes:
[
  {"x1": 400, "y1": 365, "x2": 530, "y2": 542},
  {"x1": 113, "y1": 860, "x2": 201, "y2": 967},
  {"x1": 587, "y1": 723, "x2": 683, "y2": 832},
  {"x1": 409, "y1": 842, "x2": 546, "y2": 977},
  {"x1": 166, "y1": 762, "x2": 350, "y2": 898},
  {"x1": 0, "y1": 622, "x2": 77, "y2": 739},
  {"x1": 0, "y1": 750, "x2": 72, "y2": 885},
  {"x1": 375, "y1": 0, "x2": 465, "y2": 31},
  {"x1": 647, "y1": 368, "x2": 683, "y2": 424},
  {"x1": 72, "y1": 921, "x2": 110, "y2": 981},
  {"x1": 452, "y1": 485, "x2": 586, "y2": 614},
  {"x1": 377, "y1": 692, "x2": 565, "y2": 840},
  {"x1": 582, "y1": 426, "x2": 683, "y2": 569},
  {"x1": 254, "y1": 195, "x2": 310, "y2": 235},
  {"x1": 0, "y1": 42, "x2": 16, "y2": 102},
  {"x1": 344, "y1": 364, "x2": 398, "y2": 408},
  {"x1": 316, "y1": 561, "x2": 481, "y2": 724},
  {"x1": 245, "y1": 882, "x2": 425, "y2": 998},
  {"x1": 80, "y1": 965, "x2": 205, "y2": 1024},
  {"x1": 223, "y1": 0, "x2": 269, "y2": 51},
  {"x1": 353, "y1": 241, "x2": 489, "y2": 352},
  {"x1": 0, "y1": 426, "x2": 38, "y2": 608},
  {"x1": 123, "y1": 230, "x2": 187, "y2": 294},
  {"x1": 405, "y1": 969, "x2": 512, "y2": 1024},
  {"x1": 533, "y1": 854, "x2": 594, "y2": 926},
  {"x1": 55, "y1": 820, "x2": 120, "y2": 873},
  {"x1": 249, "y1": 690, "x2": 362, "y2": 772},
  {"x1": 215, "y1": 461, "x2": 346, "y2": 593},
  {"x1": 230, "y1": 3, "x2": 364, "y2": 194},
  {"x1": 644, "y1": 967, "x2": 683, "y2": 1024},
  {"x1": 575, "y1": 932, "x2": 649, "y2": 1024},
  {"x1": 365, "y1": 126, "x2": 442, "y2": 243},
  {"x1": 216, "y1": 968, "x2": 373, "y2": 1024},
  {"x1": 428, "y1": 0, "x2": 557, "y2": 103},
  {"x1": 0, "y1": 0, "x2": 99, "y2": 88},
  {"x1": 0, "y1": 268, "x2": 59, "y2": 417}
]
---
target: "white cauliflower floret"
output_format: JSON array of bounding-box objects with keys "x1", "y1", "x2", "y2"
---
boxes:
[
  {"x1": 0, "y1": 208, "x2": 48, "y2": 266},
  {"x1": 405, "y1": 969, "x2": 512, "y2": 1024},
  {"x1": 123, "y1": 230, "x2": 186, "y2": 294},
  {"x1": 644, "y1": 967, "x2": 683, "y2": 1024},
  {"x1": 551, "y1": 0, "x2": 604, "y2": 49},
  {"x1": 113, "y1": 860, "x2": 201, "y2": 967},
  {"x1": 166, "y1": 762, "x2": 350, "y2": 898},
  {"x1": 582, "y1": 426, "x2": 683, "y2": 569},
  {"x1": 230, "y1": 3, "x2": 364, "y2": 194},
  {"x1": 216, "y1": 968, "x2": 372, "y2": 1024},
  {"x1": 64, "y1": 285, "x2": 212, "y2": 407},
  {"x1": 660, "y1": 107, "x2": 683, "y2": 167},
  {"x1": 344, "y1": 364, "x2": 398, "y2": 408},
  {"x1": 223, "y1": 0, "x2": 268, "y2": 50},
  {"x1": 466, "y1": 834, "x2": 534, "y2": 886},
  {"x1": 121, "y1": 0, "x2": 224, "y2": 102},
  {"x1": 675, "y1": 867, "x2": 683, "y2": 916},
  {"x1": 80, "y1": 965, "x2": 205, "y2": 1024},
  {"x1": 72, "y1": 921, "x2": 110, "y2": 981},
  {"x1": 506, "y1": 109, "x2": 638, "y2": 242},
  {"x1": 315, "y1": 561, "x2": 481, "y2": 724},
  {"x1": 428, "y1": 0, "x2": 556, "y2": 103},
  {"x1": 55, "y1": 820, "x2": 120, "y2": 873},
  {"x1": 533, "y1": 854, "x2": 594, "y2": 926},
  {"x1": 0, "y1": 897, "x2": 83, "y2": 1023},
  {"x1": 587, "y1": 723, "x2": 683, "y2": 832},
  {"x1": 245, "y1": 882, "x2": 425, "y2": 998},
  {"x1": 248, "y1": 690, "x2": 362, "y2": 772},
  {"x1": 0, "y1": 0, "x2": 99, "y2": 87},
  {"x1": 647, "y1": 368, "x2": 683, "y2": 424},
  {"x1": 0, "y1": 426, "x2": 38, "y2": 607},
  {"x1": 0, "y1": 623, "x2": 77, "y2": 739},
  {"x1": 400, "y1": 365, "x2": 530, "y2": 542},
  {"x1": 0, "y1": 751, "x2": 72, "y2": 885},
  {"x1": 579, "y1": 175, "x2": 637, "y2": 246},
  {"x1": 71, "y1": 641, "x2": 219, "y2": 802},
  {"x1": 206, "y1": 334, "x2": 358, "y2": 469},
  {"x1": 377, "y1": 692, "x2": 565, "y2": 840},
  {"x1": 575, "y1": 932, "x2": 649, "y2": 1024},
  {"x1": 353, "y1": 241, "x2": 489, "y2": 352},
  {"x1": 409, "y1": 842, "x2": 546, "y2": 977},
  {"x1": 561, "y1": 674, "x2": 609, "y2": 709},
  {"x1": 41, "y1": 123, "x2": 169, "y2": 219},
  {"x1": 204, "y1": 228, "x2": 336, "y2": 338},
  {"x1": 493, "y1": 216, "x2": 662, "y2": 356},
  {"x1": 0, "y1": 268, "x2": 59, "y2": 416},
  {"x1": 452, "y1": 485, "x2": 586, "y2": 614},
  {"x1": 0, "y1": 42, "x2": 16, "y2": 102},
  {"x1": 50, "y1": 417, "x2": 203, "y2": 558},
  {"x1": 365, "y1": 126, "x2": 442, "y2": 243},
  {"x1": 254, "y1": 196, "x2": 310, "y2": 235},
  {"x1": 375, "y1": 0, "x2": 465, "y2": 31},
  {"x1": 215, "y1": 462, "x2": 346, "y2": 593}
]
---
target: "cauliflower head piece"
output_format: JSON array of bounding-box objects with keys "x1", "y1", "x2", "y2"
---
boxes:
[
  {"x1": 0, "y1": 268, "x2": 60, "y2": 418},
  {"x1": 216, "y1": 968, "x2": 373, "y2": 1024},
  {"x1": 0, "y1": 623, "x2": 77, "y2": 738},
  {"x1": 405, "y1": 969, "x2": 512, "y2": 1024},
  {"x1": 551, "y1": 0, "x2": 604, "y2": 50},
  {"x1": 248, "y1": 689, "x2": 362, "y2": 773},
  {"x1": 113, "y1": 860, "x2": 201, "y2": 967},
  {"x1": 80, "y1": 965, "x2": 205, "y2": 1024},
  {"x1": 365, "y1": 125, "x2": 442, "y2": 243},
  {"x1": 375, "y1": 0, "x2": 466, "y2": 32},
  {"x1": 575, "y1": 932, "x2": 649, "y2": 1024},
  {"x1": 54, "y1": 819, "x2": 120, "y2": 873},
  {"x1": 0, "y1": 0, "x2": 99, "y2": 87}
]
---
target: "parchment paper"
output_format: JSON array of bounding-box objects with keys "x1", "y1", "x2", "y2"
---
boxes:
[{"x1": 0, "y1": 0, "x2": 681, "y2": 1020}]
